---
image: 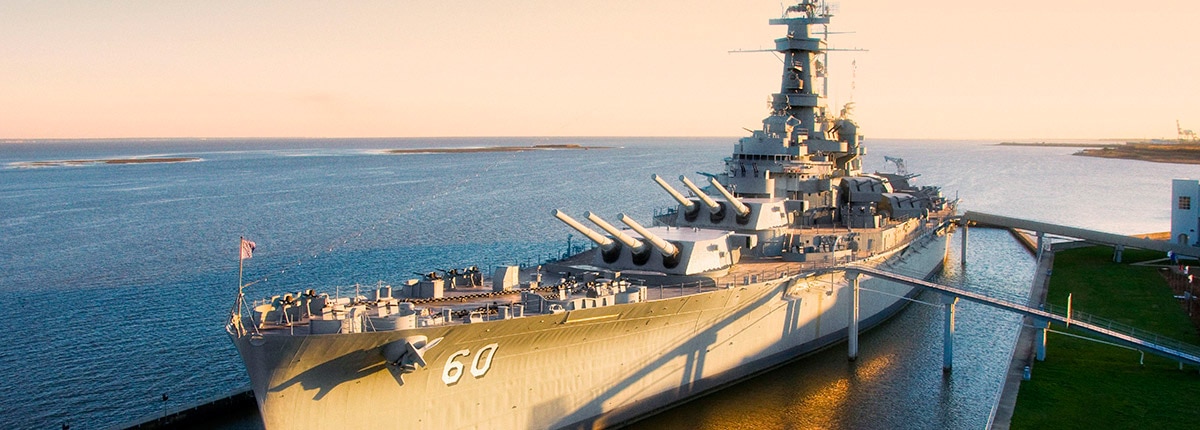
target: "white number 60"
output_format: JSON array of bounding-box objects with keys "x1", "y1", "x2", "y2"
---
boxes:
[{"x1": 442, "y1": 343, "x2": 499, "y2": 385}]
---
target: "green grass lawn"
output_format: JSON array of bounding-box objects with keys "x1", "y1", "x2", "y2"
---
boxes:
[{"x1": 1011, "y1": 246, "x2": 1200, "y2": 429}]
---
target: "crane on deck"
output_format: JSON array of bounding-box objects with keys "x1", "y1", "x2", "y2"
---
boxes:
[{"x1": 884, "y1": 156, "x2": 908, "y2": 176}]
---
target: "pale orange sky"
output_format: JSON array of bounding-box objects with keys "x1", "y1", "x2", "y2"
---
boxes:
[{"x1": 2, "y1": 1, "x2": 1197, "y2": 140}]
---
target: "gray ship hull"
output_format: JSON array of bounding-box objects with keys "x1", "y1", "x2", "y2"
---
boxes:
[{"x1": 231, "y1": 230, "x2": 949, "y2": 429}]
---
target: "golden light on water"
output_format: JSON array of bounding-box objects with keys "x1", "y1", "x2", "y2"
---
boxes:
[
  {"x1": 780, "y1": 351, "x2": 897, "y2": 428},
  {"x1": 854, "y1": 350, "x2": 897, "y2": 382}
]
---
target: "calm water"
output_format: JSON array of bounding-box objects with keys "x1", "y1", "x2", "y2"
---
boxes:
[{"x1": 0, "y1": 137, "x2": 1193, "y2": 429}]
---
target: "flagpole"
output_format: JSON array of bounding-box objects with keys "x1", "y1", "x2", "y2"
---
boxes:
[
  {"x1": 238, "y1": 236, "x2": 245, "y2": 295},
  {"x1": 235, "y1": 236, "x2": 246, "y2": 336},
  {"x1": 232, "y1": 237, "x2": 258, "y2": 337}
]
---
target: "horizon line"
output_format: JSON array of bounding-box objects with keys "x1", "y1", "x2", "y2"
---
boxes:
[{"x1": 0, "y1": 135, "x2": 1165, "y2": 143}]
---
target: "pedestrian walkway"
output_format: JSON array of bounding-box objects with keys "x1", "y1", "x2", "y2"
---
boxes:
[
  {"x1": 837, "y1": 264, "x2": 1200, "y2": 366},
  {"x1": 962, "y1": 211, "x2": 1200, "y2": 258}
]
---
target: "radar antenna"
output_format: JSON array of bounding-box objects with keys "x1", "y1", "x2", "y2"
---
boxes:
[
  {"x1": 784, "y1": 1, "x2": 818, "y2": 17},
  {"x1": 839, "y1": 102, "x2": 855, "y2": 119}
]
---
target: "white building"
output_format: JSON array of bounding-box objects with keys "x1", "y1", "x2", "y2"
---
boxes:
[{"x1": 1172, "y1": 179, "x2": 1200, "y2": 247}]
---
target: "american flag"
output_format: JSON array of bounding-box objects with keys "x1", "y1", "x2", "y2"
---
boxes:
[{"x1": 240, "y1": 238, "x2": 256, "y2": 260}]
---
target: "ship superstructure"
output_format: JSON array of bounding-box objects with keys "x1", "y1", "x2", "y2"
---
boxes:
[
  {"x1": 725, "y1": 2, "x2": 864, "y2": 203},
  {"x1": 553, "y1": 1, "x2": 946, "y2": 279},
  {"x1": 228, "y1": 2, "x2": 956, "y2": 429}
]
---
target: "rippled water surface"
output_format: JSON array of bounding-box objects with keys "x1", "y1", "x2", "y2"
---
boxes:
[{"x1": 0, "y1": 137, "x2": 1191, "y2": 429}]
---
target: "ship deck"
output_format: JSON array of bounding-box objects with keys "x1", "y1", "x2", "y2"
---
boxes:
[{"x1": 243, "y1": 210, "x2": 956, "y2": 337}]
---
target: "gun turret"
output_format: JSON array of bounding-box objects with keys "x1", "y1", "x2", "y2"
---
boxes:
[
  {"x1": 679, "y1": 176, "x2": 722, "y2": 214},
  {"x1": 552, "y1": 209, "x2": 615, "y2": 251},
  {"x1": 708, "y1": 177, "x2": 751, "y2": 217},
  {"x1": 584, "y1": 212, "x2": 645, "y2": 251},
  {"x1": 617, "y1": 214, "x2": 679, "y2": 258},
  {"x1": 652, "y1": 174, "x2": 697, "y2": 212}
]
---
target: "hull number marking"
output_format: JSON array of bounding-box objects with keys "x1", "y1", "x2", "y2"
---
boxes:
[{"x1": 442, "y1": 343, "x2": 498, "y2": 385}]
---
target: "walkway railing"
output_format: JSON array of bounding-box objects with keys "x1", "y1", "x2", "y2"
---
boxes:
[
  {"x1": 1042, "y1": 303, "x2": 1200, "y2": 362},
  {"x1": 840, "y1": 264, "x2": 1200, "y2": 366}
]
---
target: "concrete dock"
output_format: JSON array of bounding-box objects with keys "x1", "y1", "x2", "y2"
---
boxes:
[
  {"x1": 988, "y1": 242, "x2": 1053, "y2": 429},
  {"x1": 118, "y1": 389, "x2": 256, "y2": 429}
]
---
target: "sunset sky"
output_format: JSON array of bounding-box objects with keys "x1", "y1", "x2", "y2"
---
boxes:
[{"x1": 2, "y1": 1, "x2": 1197, "y2": 140}]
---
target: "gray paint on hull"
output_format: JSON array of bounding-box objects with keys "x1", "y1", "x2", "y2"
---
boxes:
[
  {"x1": 233, "y1": 233, "x2": 949, "y2": 429},
  {"x1": 563, "y1": 248, "x2": 946, "y2": 429}
]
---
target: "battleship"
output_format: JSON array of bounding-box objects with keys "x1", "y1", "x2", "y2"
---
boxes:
[{"x1": 228, "y1": 2, "x2": 957, "y2": 428}]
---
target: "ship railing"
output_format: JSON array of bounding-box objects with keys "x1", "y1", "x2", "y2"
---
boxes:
[
  {"x1": 698, "y1": 223, "x2": 946, "y2": 288},
  {"x1": 653, "y1": 206, "x2": 678, "y2": 218},
  {"x1": 652, "y1": 207, "x2": 679, "y2": 227},
  {"x1": 641, "y1": 275, "x2": 792, "y2": 298},
  {"x1": 1042, "y1": 303, "x2": 1200, "y2": 359},
  {"x1": 710, "y1": 264, "x2": 831, "y2": 288},
  {"x1": 633, "y1": 279, "x2": 717, "y2": 300},
  {"x1": 505, "y1": 217, "x2": 950, "y2": 302},
  {"x1": 497, "y1": 242, "x2": 599, "y2": 270}
]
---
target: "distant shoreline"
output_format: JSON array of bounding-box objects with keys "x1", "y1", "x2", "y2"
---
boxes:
[
  {"x1": 999, "y1": 140, "x2": 1200, "y2": 165},
  {"x1": 11, "y1": 157, "x2": 201, "y2": 168},
  {"x1": 997, "y1": 142, "x2": 1115, "y2": 148},
  {"x1": 384, "y1": 144, "x2": 608, "y2": 154},
  {"x1": 1073, "y1": 142, "x2": 1200, "y2": 165}
]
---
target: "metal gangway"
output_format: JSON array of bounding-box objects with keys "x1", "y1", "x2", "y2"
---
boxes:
[
  {"x1": 960, "y1": 211, "x2": 1200, "y2": 260},
  {"x1": 831, "y1": 264, "x2": 1200, "y2": 369}
]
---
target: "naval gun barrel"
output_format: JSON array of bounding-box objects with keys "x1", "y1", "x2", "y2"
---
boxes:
[
  {"x1": 708, "y1": 177, "x2": 751, "y2": 217},
  {"x1": 679, "y1": 175, "x2": 722, "y2": 214},
  {"x1": 617, "y1": 214, "x2": 679, "y2": 257},
  {"x1": 585, "y1": 212, "x2": 645, "y2": 250},
  {"x1": 552, "y1": 209, "x2": 615, "y2": 251},
  {"x1": 652, "y1": 174, "x2": 697, "y2": 212}
]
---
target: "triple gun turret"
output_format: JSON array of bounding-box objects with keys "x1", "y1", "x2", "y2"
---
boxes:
[
  {"x1": 551, "y1": 175, "x2": 761, "y2": 275},
  {"x1": 652, "y1": 174, "x2": 752, "y2": 224},
  {"x1": 554, "y1": 208, "x2": 683, "y2": 267}
]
